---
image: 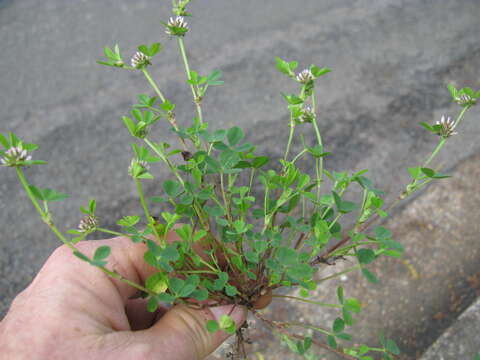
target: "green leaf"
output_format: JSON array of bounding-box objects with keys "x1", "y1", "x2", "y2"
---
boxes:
[
  {"x1": 0, "y1": 133, "x2": 9, "y2": 148},
  {"x1": 357, "y1": 249, "x2": 376, "y2": 265},
  {"x1": 336, "y1": 333, "x2": 352, "y2": 342},
  {"x1": 93, "y1": 246, "x2": 111, "y2": 261},
  {"x1": 145, "y1": 272, "x2": 168, "y2": 294},
  {"x1": 42, "y1": 188, "x2": 69, "y2": 202},
  {"x1": 206, "y1": 70, "x2": 224, "y2": 86},
  {"x1": 337, "y1": 286, "x2": 345, "y2": 304},
  {"x1": 225, "y1": 284, "x2": 238, "y2": 296},
  {"x1": 375, "y1": 226, "x2": 392, "y2": 240},
  {"x1": 447, "y1": 84, "x2": 458, "y2": 98},
  {"x1": 420, "y1": 167, "x2": 435, "y2": 178},
  {"x1": 361, "y1": 268, "x2": 379, "y2": 283},
  {"x1": 206, "y1": 320, "x2": 219, "y2": 333},
  {"x1": 117, "y1": 215, "x2": 140, "y2": 227},
  {"x1": 28, "y1": 185, "x2": 45, "y2": 201},
  {"x1": 147, "y1": 296, "x2": 159, "y2": 312},
  {"x1": 327, "y1": 335, "x2": 337, "y2": 349},
  {"x1": 213, "y1": 272, "x2": 229, "y2": 291},
  {"x1": 219, "y1": 314, "x2": 236, "y2": 334},
  {"x1": 122, "y1": 116, "x2": 136, "y2": 137},
  {"x1": 227, "y1": 127, "x2": 244, "y2": 146},
  {"x1": 191, "y1": 288, "x2": 208, "y2": 301},
  {"x1": 73, "y1": 251, "x2": 92, "y2": 264},
  {"x1": 332, "y1": 191, "x2": 357, "y2": 213},
  {"x1": 89, "y1": 199, "x2": 96, "y2": 214},
  {"x1": 408, "y1": 167, "x2": 421, "y2": 179},
  {"x1": 432, "y1": 172, "x2": 451, "y2": 179},
  {"x1": 345, "y1": 298, "x2": 361, "y2": 313},
  {"x1": 204, "y1": 205, "x2": 224, "y2": 217},
  {"x1": 163, "y1": 180, "x2": 183, "y2": 198},
  {"x1": 287, "y1": 263, "x2": 313, "y2": 281},
  {"x1": 252, "y1": 156, "x2": 269, "y2": 168},
  {"x1": 385, "y1": 339, "x2": 400, "y2": 355},
  {"x1": 150, "y1": 42, "x2": 161, "y2": 56},
  {"x1": 310, "y1": 65, "x2": 331, "y2": 77},
  {"x1": 169, "y1": 277, "x2": 185, "y2": 295},
  {"x1": 342, "y1": 308, "x2": 353, "y2": 326},
  {"x1": 275, "y1": 57, "x2": 292, "y2": 75},
  {"x1": 332, "y1": 317, "x2": 345, "y2": 333}
]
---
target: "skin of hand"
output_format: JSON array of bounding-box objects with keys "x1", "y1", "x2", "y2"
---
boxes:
[{"x1": 0, "y1": 233, "x2": 247, "y2": 360}]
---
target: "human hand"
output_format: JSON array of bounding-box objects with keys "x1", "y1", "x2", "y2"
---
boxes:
[{"x1": 0, "y1": 234, "x2": 246, "y2": 360}]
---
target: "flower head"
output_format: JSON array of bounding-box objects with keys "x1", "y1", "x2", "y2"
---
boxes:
[
  {"x1": 296, "y1": 69, "x2": 314, "y2": 83},
  {"x1": 128, "y1": 158, "x2": 150, "y2": 178},
  {"x1": 435, "y1": 115, "x2": 457, "y2": 138},
  {"x1": 165, "y1": 16, "x2": 189, "y2": 36},
  {"x1": 298, "y1": 106, "x2": 314, "y2": 123},
  {"x1": 1, "y1": 145, "x2": 32, "y2": 167},
  {"x1": 77, "y1": 215, "x2": 98, "y2": 233},
  {"x1": 130, "y1": 51, "x2": 151, "y2": 69},
  {"x1": 455, "y1": 93, "x2": 476, "y2": 107}
]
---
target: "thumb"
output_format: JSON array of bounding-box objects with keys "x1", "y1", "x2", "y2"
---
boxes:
[{"x1": 131, "y1": 304, "x2": 247, "y2": 360}]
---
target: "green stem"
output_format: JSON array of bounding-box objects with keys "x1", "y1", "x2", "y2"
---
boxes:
[
  {"x1": 284, "y1": 117, "x2": 295, "y2": 163},
  {"x1": 144, "y1": 138, "x2": 185, "y2": 185},
  {"x1": 311, "y1": 89, "x2": 323, "y2": 203},
  {"x1": 315, "y1": 265, "x2": 362, "y2": 283},
  {"x1": 178, "y1": 37, "x2": 203, "y2": 124},
  {"x1": 291, "y1": 148, "x2": 308, "y2": 164},
  {"x1": 328, "y1": 214, "x2": 342, "y2": 230},
  {"x1": 272, "y1": 294, "x2": 342, "y2": 308},
  {"x1": 97, "y1": 228, "x2": 128, "y2": 238},
  {"x1": 100, "y1": 267, "x2": 155, "y2": 296},
  {"x1": 423, "y1": 138, "x2": 446, "y2": 168},
  {"x1": 17, "y1": 169, "x2": 153, "y2": 294},
  {"x1": 142, "y1": 69, "x2": 166, "y2": 103},
  {"x1": 16, "y1": 167, "x2": 74, "y2": 250},
  {"x1": 135, "y1": 178, "x2": 162, "y2": 244}
]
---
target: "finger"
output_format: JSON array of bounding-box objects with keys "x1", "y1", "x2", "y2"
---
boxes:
[
  {"x1": 129, "y1": 304, "x2": 247, "y2": 359},
  {"x1": 124, "y1": 297, "x2": 169, "y2": 331}
]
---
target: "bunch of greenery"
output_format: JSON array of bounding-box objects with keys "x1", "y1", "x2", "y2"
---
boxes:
[{"x1": 1, "y1": 1, "x2": 478, "y2": 359}]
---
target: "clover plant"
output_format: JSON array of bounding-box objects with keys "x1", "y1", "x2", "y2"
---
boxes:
[{"x1": 2, "y1": 1, "x2": 478, "y2": 359}]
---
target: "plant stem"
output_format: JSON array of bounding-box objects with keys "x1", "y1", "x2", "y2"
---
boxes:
[
  {"x1": 135, "y1": 178, "x2": 162, "y2": 244},
  {"x1": 291, "y1": 148, "x2": 307, "y2": 164},
  {"x1": 101, "y1": 266, "x2": 159, "y2": 296},
  {"x1": 178, "y1": 37, "x2": 203, "y2": 124},
  {"x1": 96, "y1": 228, "x2": 128, "y2": 238},
  {"x1": 311, "y1": 89, "x2": 323, "y2": 203},
  {"x1": 144, "y1": 138, "x2": 185, "y2": 185},
  {"x1": 315, "y1": 265, "x2": 362, "y2": 283},
  {"x1": 283, "y1": 117, "x2": 295, "y2": 163},
  {"x1": 17, "y1": 169, "x2": 152, "y2": 295},
  {"x1": 16, "y1": 167, "x2": 74, "y2": 250},
  {"x1": 142, "y1": 69, "x2": 166, "y2": 103},
  {"x1": 272, "y1": 294, "x2": 342, "y2": 308}
]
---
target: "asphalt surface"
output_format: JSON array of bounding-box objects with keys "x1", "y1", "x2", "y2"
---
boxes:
[{"x1": 1, "y1": 0, "x2": 480, "y2": 358}]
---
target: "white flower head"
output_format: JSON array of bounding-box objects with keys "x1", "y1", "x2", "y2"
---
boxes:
[
  {"x1": 435, "y1": 115, "x2": 457, "y2": 138},
  {"x1": 165, "y1": 16, "x2": 189, "y2": 36},
  {"x1": 1, "y1": 145, "x2": 32, "y2": 167},
  {"x1": 77, "y1": 215, "x2": 98, "y2": 233},
  {"x1": 455, "y1": 94, "x2": 476, "y2": 107},
  {"x1": 130, "y1": 51, "x2": 151, "y2": 69},
  {"x1": 296, "y1": 69, "x2": 314, "y2": 83}
]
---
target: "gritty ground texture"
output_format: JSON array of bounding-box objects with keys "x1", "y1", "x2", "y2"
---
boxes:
[
  {"x1": 1, "y1": 0, "x2": 480, "y2": 359},
  {"x1": 421, "y1": 296, "x2": 480, "y2": 360}
]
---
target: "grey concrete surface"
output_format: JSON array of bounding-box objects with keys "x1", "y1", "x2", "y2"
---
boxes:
[
  {"x1": 421, "y1": 296, "x2": 480, "y2": 360},
  {"x1": 1, "y1": 0, "x2": 480, "y2": 358}
]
